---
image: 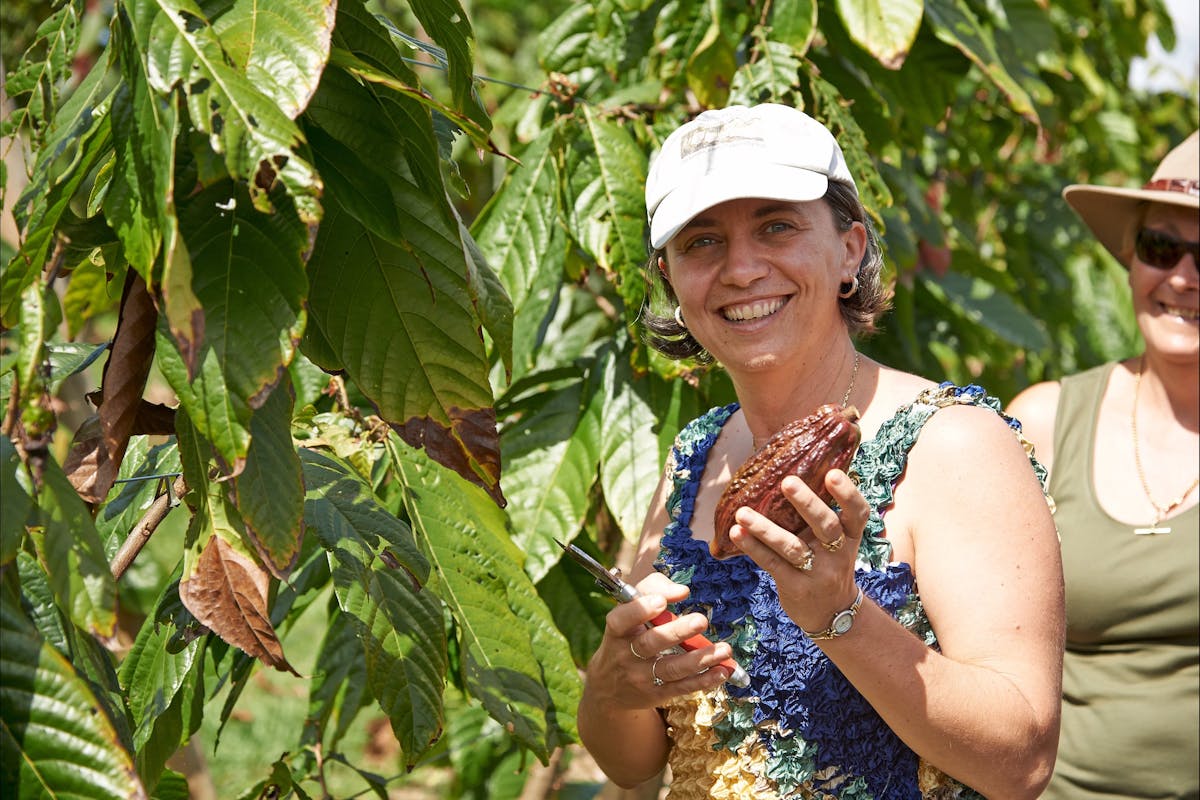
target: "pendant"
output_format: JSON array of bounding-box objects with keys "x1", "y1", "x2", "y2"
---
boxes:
[{"x1": 1134, "y1": 524, "x2": 1171, "y2": 535}]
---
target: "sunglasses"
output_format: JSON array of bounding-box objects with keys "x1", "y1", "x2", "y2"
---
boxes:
[{"x1": 1134, "y1": 228, "x2": 1200, "y2": 270}]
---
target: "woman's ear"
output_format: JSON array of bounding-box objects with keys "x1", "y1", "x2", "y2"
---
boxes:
[
  {"x1": 657, "y1": 255, "x2": 669, "y2": 279},
  {"x1": 842, "y1": 222, "x2": 868, "y2": 271}
]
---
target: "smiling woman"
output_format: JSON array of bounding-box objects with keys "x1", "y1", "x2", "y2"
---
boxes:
[
  {"x1": 1007, "y1": 129, "x2": 1199, "y2": 799},
  {"x1": 576, "y1": 103, "x2": 1065, "y2": 799}
]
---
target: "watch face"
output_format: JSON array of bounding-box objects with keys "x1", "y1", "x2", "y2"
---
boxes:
[{"x1": 832, "y1": 611, "x2": 854, "y2": 635}]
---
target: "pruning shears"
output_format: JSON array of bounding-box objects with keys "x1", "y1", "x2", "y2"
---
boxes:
[{"x1": 555, "y1": 538, "x2": 750, "y2": 688}]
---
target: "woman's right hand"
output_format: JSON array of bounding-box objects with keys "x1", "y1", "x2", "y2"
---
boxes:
[{"x1": 584, "y1": 571, "x2": 734, "y2": 709}]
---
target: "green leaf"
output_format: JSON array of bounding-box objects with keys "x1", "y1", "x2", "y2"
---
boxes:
[
  {"x1": 686, "y1": 0, "x2": 737, "y2": 107},
  {"x1": 769, "y1": 0, "x2": 818, "y2": 53},
  {"x1": 212, "y1": 0, "x2": 336, "y2": 119},
  {"x1": 0, "y1": 579, "x2": 146, "y2": 799},
  {"x1": 565, "y1": 106, "x2": 649, "y2": 316},
  {"x1": 405, "y1": 0, "x2": 491, "y2": 131},
  {"x1": 502, "y1": 374, "x2": 602, "y2": 582},
  {"x1": 396, "y1": 442, "x2": 581, "y2": 760},
  {"x1": 472, "y1": 128, "x2": 565, "y2": 380},
  {"x1": 2, "y1": 49, "x2": 116, "y2": 327},
  {"x1": 730, "y1": 36, "x2": 804, "y2": 106},
  {"x1": 155, "y1": 181, "x2": 309, "y2": 474},
  {"x1": 121, "y1": 0, "x2": 322, "y2": 221},
  {"x1": 150, "y1": 770, "x2": 190, "y2": 800},
  {"x1": 0, "y1": 437, "x2": 32, "y2": 567},
  {"x1": 303, "y1": 449, "x2": 445, "y2": 764},
  {"x1": 300, "y1": 606, "x2": 371, "y2": 754},
  {"x1": 233, "y1": 376, "x2": 304, "y2": 578},
  {"x1": 1, "y1": 3, "x2": 82, "y2": 144},
  {"x1": 28, "y1": 455, "x2": 118, "y2": 642},
  {"x1": 924, "y1": 0, "x2": 1037, "y2": 123},
  {"x1": 118, "y1": 598, "x2": 202, "y2": 752},
  {"x1": 106, "y1": 17, "x2": 179, "y2": 281},
  {"x1": 835, "y1": 0, "x2": 924, "y2": 69},
  {"x1": 598, "y1": 346, "x2": 667, "y2": 542},
  {"x1": 925, "y1": 272, "x2": 1050, "y2": 352}
]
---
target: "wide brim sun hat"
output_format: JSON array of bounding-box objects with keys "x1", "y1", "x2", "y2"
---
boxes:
[
  {"x1": 645, "y1": 104, "x2": 858, "y2": 250},
  {"x1": 1062, "y1": 129, "x2": 1199, "y2": 267}
]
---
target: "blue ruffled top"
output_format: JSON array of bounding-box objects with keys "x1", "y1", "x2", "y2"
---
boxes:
[{"x1": 656, "y1": 384, "x2": 1044, "y2": 799}]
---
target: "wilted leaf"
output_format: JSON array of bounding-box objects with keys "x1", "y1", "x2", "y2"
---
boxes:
[
  {"x1": 65, "y1": 272, "x2": 157, "y2": 503},
  {"x1": 178, "y1": 534, "x2": 297, "y2": 675}
]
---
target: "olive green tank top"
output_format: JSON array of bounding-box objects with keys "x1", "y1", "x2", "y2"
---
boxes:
[{"x1": 1042, "y1": 362, "x2": 1199, "y2": 800}]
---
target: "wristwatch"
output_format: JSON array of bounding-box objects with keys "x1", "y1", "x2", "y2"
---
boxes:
[{"x1": 801, "y1": 587, "x2": 864, "y2": 640}]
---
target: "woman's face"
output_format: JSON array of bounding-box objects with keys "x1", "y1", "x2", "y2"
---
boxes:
[
  {"x1": 1130, "y1": 202, "x2": 1199, "y2": 363},
  {"x1": 661, "y1": 196, "x2": 865, "y2": 372}
]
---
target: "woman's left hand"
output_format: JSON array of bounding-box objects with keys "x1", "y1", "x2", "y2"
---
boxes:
[{"x1": 728, "y1": 467, "x2": 869, "y2": 632}]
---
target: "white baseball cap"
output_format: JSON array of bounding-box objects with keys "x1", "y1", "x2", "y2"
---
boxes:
[{"x1": 645, "y1": 104, "x2": 858, "y2": 250}]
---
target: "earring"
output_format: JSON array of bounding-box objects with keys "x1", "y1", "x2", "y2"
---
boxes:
[
  {"x1": 673, "y1": 306, "x2": 686, "y2": 329},
  {"x1": 838, "y1": 276, "x2": 859, "y2": 299}
]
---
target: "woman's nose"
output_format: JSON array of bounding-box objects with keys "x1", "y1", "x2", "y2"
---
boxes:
[{"x1": 720, "y1": 236, "x2": 769, "y2": 286}]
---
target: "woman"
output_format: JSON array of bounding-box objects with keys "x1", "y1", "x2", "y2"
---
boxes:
[
  {"x1": 576, "y1": 104, "x2": 1064, "y2": 799},
  {"x1": 1007, "y1": 130, "x2": 1199, "y2": 799}
]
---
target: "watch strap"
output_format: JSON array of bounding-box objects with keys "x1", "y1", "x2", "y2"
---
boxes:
[{"x1": 801, "y1": 586, "x2": 864, "y2": 640}]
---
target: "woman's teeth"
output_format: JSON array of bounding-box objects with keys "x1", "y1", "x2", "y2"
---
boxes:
[
  {"x1": 724, "y1": 298, "x2": 784, "y2": 321},
  {"x1": 1162, "y1": 304, "x2": 1199, "y2": 321}
]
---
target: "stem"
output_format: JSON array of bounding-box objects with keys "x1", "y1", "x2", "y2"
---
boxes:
[{"x1": 110, "y1": 475, "x2": 187, "y2": 580}]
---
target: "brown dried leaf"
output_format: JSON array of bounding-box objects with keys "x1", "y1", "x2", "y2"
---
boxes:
[
  {"x1": 178, "y1": 535, "x2": 299, "y2": 675},
  {"x1": 65, "y1": 273, "x2": 158, "y2": 503}
]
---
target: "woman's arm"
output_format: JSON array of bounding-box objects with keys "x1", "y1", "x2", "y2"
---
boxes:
[
  {"x1": 730, "y1": 405, "x2": 1064, "y2": 799},
  {"x1": 575, "y1": 466, "x2": 734, "y2": 787}
]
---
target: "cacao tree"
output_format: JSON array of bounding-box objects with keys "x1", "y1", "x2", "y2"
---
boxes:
[{"x1": 1, "y1": 0, "x2": 1195, "y2": 797}]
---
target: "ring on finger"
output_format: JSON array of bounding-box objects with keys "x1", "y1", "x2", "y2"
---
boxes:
[
  {"x1": 651, "y1": 655, "x2": 666, "y2": 687},
  {"x1": 821, "y1": 533, "x2": 845, "y2": 553},
  {"x1": 796, "y1": 551, "x2": 815, "y2": 572},
  {"x1": 630, "y1": 640, "x2": 648, "y2": 660}
]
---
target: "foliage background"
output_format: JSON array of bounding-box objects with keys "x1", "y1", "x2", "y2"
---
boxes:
[{"x1": 1, "y1": 0, "x2": 1197, "y2": 797}]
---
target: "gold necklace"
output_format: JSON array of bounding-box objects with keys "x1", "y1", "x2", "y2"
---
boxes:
[
  {"x1": 753, "y1": 351, "x2": 860, "y2": 450},
  {"x1": 1131, "y1": 358, "x2": 1200, "y2": 535}
]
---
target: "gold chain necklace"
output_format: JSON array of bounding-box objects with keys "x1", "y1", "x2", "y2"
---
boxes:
[
  {"x1": 1131, "y1": 357, "x2": 1200, "y2": 535},
  {"x1": 752, "y1": 351, "x2": 860, "y2": 451}
]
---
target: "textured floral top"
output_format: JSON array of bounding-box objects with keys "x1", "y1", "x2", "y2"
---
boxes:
[{"x1": 656, "y1": 384, "x2": 1047, "y2": 800}]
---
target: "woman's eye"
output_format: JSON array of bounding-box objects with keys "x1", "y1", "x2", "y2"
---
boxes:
[
  {"x1": 685, "y1": 235, "x2": 717, "y2": 250},
  {"x1": 765, "y1": 221, "x2": 793, "y2": 234}
]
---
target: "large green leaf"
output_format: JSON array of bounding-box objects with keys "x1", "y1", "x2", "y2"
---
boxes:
[
  {"x1": 299, "y1": 606, "x2": 371, "y2": 754},
  {"x1": 0, "y1": 579, "x2": 145, "y2": 800},
  {"x1": 27, "y1": 455, "x2": 118, "y2": 643},
  {"x1": 502, "y1": 374, "x2": 602, "y2": 583},
  {"x1": 155, "y1": 181, "x2": 308, "y2": 473},
  {"x1": 121, "y1": 0, "x2": 322, "y2": 221},
  {"x1": 598, "y1": 346, "x2": 668, "y2": 542},
  {"x1": 232, "y1": 377, "x2": 304, "y2": 578},
  {"x1": 472, "y1": 128, "x2": 565, "y2": 380},
  {"x1": 565, "y1": 106, "x2": 649, "y2": 316},
  {"x1": 835, "y1": 0, "x2": 924, "y2": 69},
  {"x1": 686, "y1": 0, "x2": 737, "y2": 107},
  {"x1": 925, "y1": 272, "x2": 1050, "y2": 352},
  {"x1": 302, "y1": 448, "x2": 444, "y2": 763},
  {"x1": 396, "y1": 441, "x2": 581, "y2": 760},
  {"x1": 0, "y1": 3, "x2": 82, "y2": 143},
  {"x1": 769, "y1": 0, "x2": 818, "y2": 53},
  {"x1": 106, "y1": 16, "x2": 179, "y2": 282},
  {"x1": 212, "y1": 0, "x2": 336, "y2": 119}
]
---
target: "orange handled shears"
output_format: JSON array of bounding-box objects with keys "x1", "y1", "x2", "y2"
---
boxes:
[{"x1": 555, "y1": 538, "x2": 750, "y2": 688}]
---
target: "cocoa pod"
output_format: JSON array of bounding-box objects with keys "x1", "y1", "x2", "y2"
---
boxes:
[{"x1": 711, "y1": 404, "x2": 861, "y2": 560}]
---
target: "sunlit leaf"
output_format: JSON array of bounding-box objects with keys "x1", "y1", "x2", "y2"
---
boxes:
[
  {"x1": 397, "y1": 442, "x2": 581, "y2": 760},
  {"x1": 836, "y1": 0, "x2": 923, "y2": 69},
  {"x1": 0, "y1": 579, "x2": 146, "y2": 799}
]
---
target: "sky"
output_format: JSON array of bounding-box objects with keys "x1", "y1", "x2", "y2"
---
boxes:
[{"x1": 1128, "y1": 0, "x2": 1200, "y2": 94}]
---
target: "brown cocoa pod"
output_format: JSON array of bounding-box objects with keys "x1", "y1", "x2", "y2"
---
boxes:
[{"x1": 711, "y1": 404, "x2": 861, "y2": 560}]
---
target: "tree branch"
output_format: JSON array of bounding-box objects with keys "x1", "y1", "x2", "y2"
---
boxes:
[{"x1": 110, "y1": 474, "x2": 187, "y2": 580}]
